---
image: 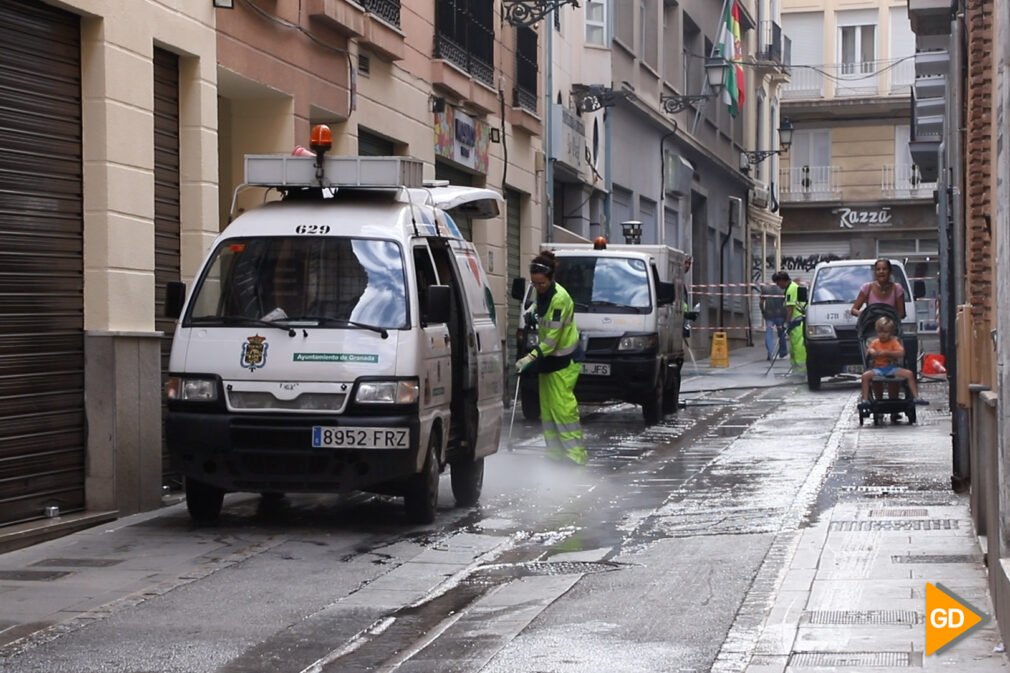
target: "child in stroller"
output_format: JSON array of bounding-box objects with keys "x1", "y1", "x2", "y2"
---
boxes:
[{"x1": 856, "y1": 305, "x2": 928, "y2": 426}]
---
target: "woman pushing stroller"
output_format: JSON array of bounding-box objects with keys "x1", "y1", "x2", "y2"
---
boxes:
[{"x1": 858, "y1": 316, "x2": 929, "y2": 411}]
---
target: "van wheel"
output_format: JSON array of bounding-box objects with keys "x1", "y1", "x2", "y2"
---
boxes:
[
  {"x1": 642, "y1": 379, "x2": 664, "y2": 425},
  {"x1": 806, "y1": 367, "x2": 822, "y2": 391},
  {"x1": 450, "y1": 457, "x2": 484, "y2": 507},
  {"x1": 186, "y1": 477, "x2": 224, "y2": 524},
  {"x1": 663, "y1": 365, "x2": 681, "y2": 414},
  {"x1": 404, "y1": 436, "x2": 439, "y2": 524},
  {"x1": 521, "y1": 386, "x2": 540, "y2": 421}
]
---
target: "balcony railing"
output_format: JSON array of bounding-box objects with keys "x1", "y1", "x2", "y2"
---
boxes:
[
  {"x1": 784, "y1": 58, "x2": 913, "y2": 99},
  {"x1": 881, "y1": 164, "x2": 936, "y2": 198},
  {"x1": 434, "y1": 34, "x2": 494, "y2": 87},
  {"x1": 759, "y1": 20, "x2": 790, "y2": 68},
  {"x1": 779, "y1": 165, "x2": 841, "y2": 201},
  {"x1": 360, "y1": 0, "x2": 400, "y2": 27}
]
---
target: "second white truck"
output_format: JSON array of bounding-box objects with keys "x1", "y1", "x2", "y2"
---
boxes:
[{"x1": 512, "y1": 242, "x2": 688, "y2": 425}]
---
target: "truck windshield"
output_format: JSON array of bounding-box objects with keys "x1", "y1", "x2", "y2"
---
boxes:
[
  {"x1": 185, "y1": 237, "x2": 407, "y2": 329},
  {"x1": 555, "y1": 256, "x2": 651, "y2": 314},
  {"x1": 810, "y1": 264, "x2": 910, "y2": 304}
]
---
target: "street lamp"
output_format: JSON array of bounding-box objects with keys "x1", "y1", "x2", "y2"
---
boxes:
[
  {"x1": 740, "y1": 118, "x2": 794, "y2": 170},
  {"x1": 503, "y1": 0, "x2": 580, "y2": 26},
  {"x1": 661, "y1": 57, "x2": 728, "y2": 114},
  {"x1": 570, "y1": 83, "x2": 635, "y2": 114},
  {"x1": 621, "y1": 220, "x2": 643, "y2": 244}
]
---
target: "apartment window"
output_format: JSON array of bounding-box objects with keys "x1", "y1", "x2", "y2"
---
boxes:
[
  {"x1": 641, "y1": 0, "x2": 658, "y2": 68},
  {"x1": 514, "y1": 26, "x2": 538, "y2": 112},
  {"x1": 615, "y1": 0, "x2": 633, "y2": 45},
  {"x1": 791, "y1": 129, "x2": 831, "y2": 167},
  {"x1": 434, "y1": 0, "x2": 494, "y2": 86},
  {"x1": 586, "y1": 0, "x2": 607, "y2": 45},
  {"x1": 840, "y1": 24, "x2": 874, "y2": 74}
]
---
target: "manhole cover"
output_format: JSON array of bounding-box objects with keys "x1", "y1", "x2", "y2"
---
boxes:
[
  {"x1": 806, "y1": 610, "x2": 918, "y2": 625},
  {"x1": 830, "y1": 519, "x2": 959, "y2": 532},
  {"x1": 789, "y1": 651, "x2": 914, "y2": 667},
  {"x1": 0, "y1": 570, "x2": 72, "y2": 582},
  {"x1": 891, "y1": 554, "x2": 980, "y2": 564},
  {"x1": 868, "y1": 508, "x2": 929, "y2": 517},
  {"x1": 31, "y1": 558, "x2": 123, "y2": 568}
]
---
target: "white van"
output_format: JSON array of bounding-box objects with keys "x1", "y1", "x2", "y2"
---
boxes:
[
  {"x1": 512, "y1": 242, "x2": 687, "y2": 424},
  {"x1": 804, "y1": 258, "x2": 920, "y2": 390},
  {"x1": 164, "y1": 137, "x2": 503, "y2": 524}
]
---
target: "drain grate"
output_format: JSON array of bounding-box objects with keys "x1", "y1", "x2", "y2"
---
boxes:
[
  {"x1": 830, "y1": 519, "x2": 959, "y2": 532},
  {"x1": 806, "y1": 610, "x2": 918, "y2": 625},
  {"x1": 31, "y1": 558, "x2": 123, "y2": 568},
  {"x1": 891, "y1": 554, "x2": 980, "y2": 564},
  {"x1": 466, "y1": 560, "x2": 624, "y2": 583},
  {"x1": 868, "y1": 508, "x2": 928, "y2": 517},
  {"x1": 0, "y1": 570, "x2": 72, "y2": 582},
  {"x1": 843, "y1": 485, "x2": 910, "y2": 493},
  {"x1": 789, "y1": 651, "x2": 913, "y2": 667}
]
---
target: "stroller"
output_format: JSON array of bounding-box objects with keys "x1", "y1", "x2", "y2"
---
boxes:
[{"x1": 856, "y1": 303, "x2": 918, "y2": 426}]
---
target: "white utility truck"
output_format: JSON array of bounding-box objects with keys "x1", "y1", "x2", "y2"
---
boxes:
[
  {"x1": 512, "y1": 241, "x2": 687, "y2": 424},
  {"x1": 164, "y1": 129, "x2": 503, "y2": 524}
]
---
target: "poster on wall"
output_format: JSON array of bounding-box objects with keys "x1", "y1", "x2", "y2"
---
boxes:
[{"x1": 434, "y1": 107, "x2": 490, "y2": 174}]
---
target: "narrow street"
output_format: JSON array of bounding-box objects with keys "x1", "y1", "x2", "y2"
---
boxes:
[{"x1": 0, "y1": 378, "x2": 894, "y2": 673}]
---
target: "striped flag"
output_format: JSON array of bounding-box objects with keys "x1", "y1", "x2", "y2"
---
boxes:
[{"x1": 719, "y1": 1, "x2": 746, "y2": 117}]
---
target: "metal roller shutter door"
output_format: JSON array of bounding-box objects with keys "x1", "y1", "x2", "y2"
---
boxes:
[
  {"x1": 154, "y1": 48, "x2": 182, "y2": 492},
  {"x1": 0, "y1": 0, "x2": 84, "y2": 526}
]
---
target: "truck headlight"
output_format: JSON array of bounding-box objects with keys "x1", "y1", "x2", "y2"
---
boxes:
[
  {"x1": 355, "y1": 380, "x2": 419, "y2": 404},
  {"x1": 618, "y1": 334, "x2": 659, "y2": 351},
  {"x1": 166, "y1": 376, "x2": 218, "y2": 402},
  {"x1": 805, "y1": 324, "x2": 836, "y2": 340}
]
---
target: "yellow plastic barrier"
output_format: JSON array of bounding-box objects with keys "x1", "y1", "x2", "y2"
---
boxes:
[{"x1": 710, "y1": 331, "x2": 729, "y2": 368}]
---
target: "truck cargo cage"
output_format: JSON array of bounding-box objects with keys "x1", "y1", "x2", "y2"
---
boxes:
[{"x1": 244, "y1": 155, "x2": 425, "y2": 189}]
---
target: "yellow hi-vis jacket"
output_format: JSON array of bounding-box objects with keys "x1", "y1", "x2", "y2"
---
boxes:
[{"x1": 532, "y1": 282, "x2": 579, "y2": 373}]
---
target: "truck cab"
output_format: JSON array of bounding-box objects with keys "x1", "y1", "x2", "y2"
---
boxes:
[
  {"x1": 804, "y1": 258, "x2": 919, "y2": 390},
  {"x1": 165, "y1": 132, "x2": 502, "y2": 524},
  {"x1": 512, "y1": 242, "x2": 686, "y2": 424}
]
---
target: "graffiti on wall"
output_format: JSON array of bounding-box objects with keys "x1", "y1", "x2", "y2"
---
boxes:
[{"x1": 779, "y1": 253, "x2": 847, "y2": 273}]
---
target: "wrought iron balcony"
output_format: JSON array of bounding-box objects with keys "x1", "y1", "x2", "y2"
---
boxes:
[
  {"x1": 779, "y1": 165, "x2": 841, "y2": 202},
  {"x1": 759, "y1": 20, "x2": 790, "y2": 68},
  {"x1": 360, "y1": 0, "x2": 400, "y2": 27},
  {"x1": 881, "y1": 164, "x2": 937, "y2": 198}
]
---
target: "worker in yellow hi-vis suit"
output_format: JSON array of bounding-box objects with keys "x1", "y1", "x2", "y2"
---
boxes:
[
  {"x1": 775, "y1": 271, "x2": 807, "y2": 374},
  {"x1": 515, "y1": 250, "x2": 586, "y2": 465}
]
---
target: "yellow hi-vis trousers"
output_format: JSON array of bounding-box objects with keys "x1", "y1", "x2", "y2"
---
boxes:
[
  {"x1": 787, "y1": 318, "x2": 806, "y2": 373},
  {"x1": 538, "y1": 360, "x2": 586, "y2": 465}
]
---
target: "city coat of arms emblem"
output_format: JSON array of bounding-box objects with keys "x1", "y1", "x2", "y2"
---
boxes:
[{"x1": 241, "y1": 334, "x2": 268, "y2": 371}]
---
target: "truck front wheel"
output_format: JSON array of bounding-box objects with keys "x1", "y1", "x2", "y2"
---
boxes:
[
  {"x1": 185, "y1": 477, "x2": 224, "y2": 524},
  {"x1": 521, "y1": 386, "x2": 540, "y2": 421},
  {"x1": 662, "y1": 363, "x2": 682, "y2": 414},
  {"x1": 642, "y1": 377, "x2": 665, "y2": 425},
  {"x1": 404, "y1": 435, "x2": 440, "y2": 524}
]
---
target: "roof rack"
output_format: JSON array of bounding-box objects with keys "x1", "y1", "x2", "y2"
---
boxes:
[{"x1": 244, "y1": 155, "x2": 424, "y2": 189}]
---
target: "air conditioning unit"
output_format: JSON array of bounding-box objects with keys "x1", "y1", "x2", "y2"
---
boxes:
[{"x1": 749, "y1": 186, "x2": 770, "y2": 208}]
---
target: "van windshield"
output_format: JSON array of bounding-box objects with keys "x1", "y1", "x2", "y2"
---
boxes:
[
  {"x1": 554, "y1": 256, "x2": 651, "y2": 314},
  {"x1": 185, "y1": 237, "x2": 407, "y2": 329},
  {"x1": 810, "y1": 264, "x2": 910, "y2": 305}
]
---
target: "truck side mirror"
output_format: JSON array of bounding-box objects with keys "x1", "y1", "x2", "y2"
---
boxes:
[
  {"x1": 165, "y1": 281, "x2": 186, "y2": 319},
  {"x1": 913, "y1": 280, "x2": 926, "y2": 299},
  {"x1": 797, "y1": 286, "x2": 809, "y2": 303},
  {"x1": 425, "y1": 285, "x2": 451, "y2": 324},
  {"x1": 511, "y1": 277, "x2": 527, "y2": 301},
  {"x1": 656, "y1": 280, "x2": 676, "y2": 305}
]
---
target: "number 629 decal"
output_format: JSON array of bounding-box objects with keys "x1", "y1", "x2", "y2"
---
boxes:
[{"x1": 295, "y1": 224, "x2": 331, "y2": 235}]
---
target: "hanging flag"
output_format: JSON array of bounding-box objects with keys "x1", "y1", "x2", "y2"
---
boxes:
[{"x1": 719, "y1": 1, "x2": 746, "y2": 117}]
